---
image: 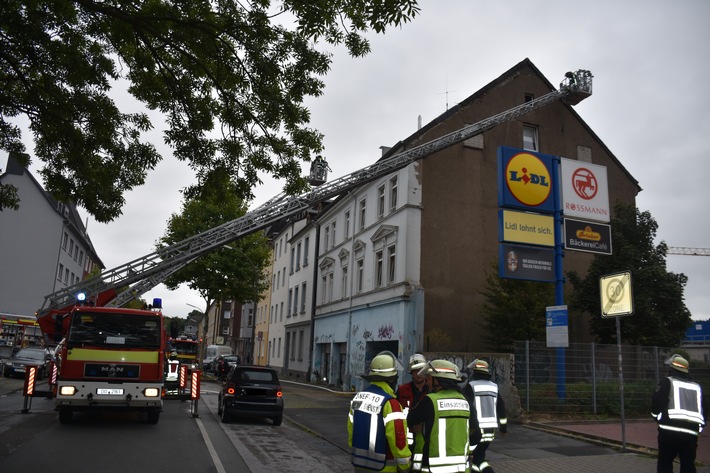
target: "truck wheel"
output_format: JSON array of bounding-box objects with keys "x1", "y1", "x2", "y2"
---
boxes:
[
  {"x1": 146, "y1": 408, "x2": 160, "y2": 424},
  {"x1": 273, "y1": 415, "x2": 283, "y2": 426},
  {"x1": 58, "y1": 407, "x2": 73, "y2": 424}
]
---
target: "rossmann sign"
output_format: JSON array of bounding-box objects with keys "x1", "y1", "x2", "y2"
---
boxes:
[
  {"x1": 560, "y1": 158, "x2": 609, "y2": 223},
  {"x1": 498, "y1": 147, "x2": 556, "y2": 214}
]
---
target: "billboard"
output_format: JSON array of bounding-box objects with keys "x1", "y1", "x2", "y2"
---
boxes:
[
  {"x1": 564, "y1": 218, "x2": 612, "y2": 255},
  {"x1": 560, "y1": 158, "x2": 609, "y2": 222},
  {"x1": 498, "y1": 147, "x2": 556, "y2": 214},
  {"x1": 499, "y1": 243, "x2": 555, "y2": 283}
]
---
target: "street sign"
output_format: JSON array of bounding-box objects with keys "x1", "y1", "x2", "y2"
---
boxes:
[
  {"x1": 600, "y1": 271, "x2": 634, "y2": 317},
  {"x1": 546, "y1": 305, "x2": 569, "y2": 348},
  {"x1": 564, "y1": 218, "x2": 612, "y2": 255}
]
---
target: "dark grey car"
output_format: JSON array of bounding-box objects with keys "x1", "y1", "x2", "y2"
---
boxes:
[
  {"x1": 217, "y1": 365, "x2": 283, "y2": 426},
  {"x1": 2, "y1": 347, "x2": 49, "y2": 378}
]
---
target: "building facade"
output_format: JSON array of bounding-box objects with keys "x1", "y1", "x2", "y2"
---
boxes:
[
  {"x1": 259, "y1": 59, "x2": 639, "y2": 391},
  {"x1": 0, "y1": 153, "x2": 104, "y2": 321}
]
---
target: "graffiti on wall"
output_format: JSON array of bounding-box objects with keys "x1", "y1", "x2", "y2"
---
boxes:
[{"x1": 378, "y1": 324, "x2": 395, "y2": 339}]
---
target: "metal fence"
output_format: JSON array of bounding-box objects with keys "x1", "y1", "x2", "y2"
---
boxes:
[{"x1": 513, "y1": 341, "x2": 709, "y2": 418}]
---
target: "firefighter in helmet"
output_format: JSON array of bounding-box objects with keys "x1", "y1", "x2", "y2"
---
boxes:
[
  {"x1": 348, "y1": 351, "x2": 412, "y2": 472},
  {"x1": 652, "y1": 354, "x2": 705, "y2": 473},
  {"x1": 397, "y1": 354, "x2": 429, "y2": 471},
  {"x1": 463, "y1": 359, "x2": 507, "y2": 473},
  {"x1": 408, "y1": 359, "x2": 475, "y2": 473}
]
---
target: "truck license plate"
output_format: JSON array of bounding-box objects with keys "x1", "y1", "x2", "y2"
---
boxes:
[{"x1": 97, "y1": 388, "x2": 124, "y2": 395}]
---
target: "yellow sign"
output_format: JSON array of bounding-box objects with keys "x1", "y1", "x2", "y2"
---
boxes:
[
  {"x1": 501, "y1": 210, "x2": 555, "y2": 246},
  {"x1": 505, "y1": 152, "x2": 552, "y2": 207}
]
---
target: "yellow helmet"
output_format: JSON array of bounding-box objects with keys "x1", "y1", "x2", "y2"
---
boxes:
[
  {"x1": 665, "y1": 354, "x2": 689, "y2": 373},
  {"x1": 467, "y1": 358, "x2": 490, "y2": 374},
  {"x1": 366, "y1": 351, "x2": 401, "y2": 379},
  {"x1": 419, "y1": 359, "x2": 462, "y2": 381}
]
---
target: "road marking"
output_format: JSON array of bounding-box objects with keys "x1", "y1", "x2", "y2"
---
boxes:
[{"x1": 195, "y1": 416, "x2": 227, "y2": 473}]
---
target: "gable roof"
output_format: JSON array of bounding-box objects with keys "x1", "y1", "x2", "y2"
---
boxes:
[
  {"x1": 380, "y1": 58, "x2": 639, "y2": 190},
  {"x1": 1, "y1": 152, "x2": 104, "y2": 269}
]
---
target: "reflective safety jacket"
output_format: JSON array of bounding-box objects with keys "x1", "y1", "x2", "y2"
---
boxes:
[
  {"x1": 465, "y1": 379, "x2": 507, "y2": 444},
  {"x1": 652, "y1": 375, "x2": 705, "y2": 436},
  {"x1": 409, "y1": 390, "x2": 470, "y2": 473},
  {"x1": 348, "y1": 381, "x2": 411, "y2": 471}
]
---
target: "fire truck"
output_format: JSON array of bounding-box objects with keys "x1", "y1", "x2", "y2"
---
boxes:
[
  {"x1": 42, "y1": 296, "x2": 166, "y2": 424},
  {"x1": 32, "y1": 69, "x2": 592, "y2": 422}
]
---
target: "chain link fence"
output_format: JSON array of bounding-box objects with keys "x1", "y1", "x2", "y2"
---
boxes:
[{"x1": 513, "y1": 341, "x2": 710, "y2": 419}]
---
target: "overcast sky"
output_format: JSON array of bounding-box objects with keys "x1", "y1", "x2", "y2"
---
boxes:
[{"x1": 4, "y1": 0, "x2": 709, "y2": 321}]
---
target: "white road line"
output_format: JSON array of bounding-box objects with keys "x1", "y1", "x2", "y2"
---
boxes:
[{"x1": 195, "y1": 416, "x2": 227, "y2": 473}]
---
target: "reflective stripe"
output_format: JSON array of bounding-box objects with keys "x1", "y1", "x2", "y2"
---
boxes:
[
  {"x1": 659, "y1": 424, "x2": 700, "y2": 436},
  {"x1": 384, "y1": 410, "x2": 407, "y2": 423},
  {"x1": 67, "y1": 348, "x2": 158, "y2": 363}
]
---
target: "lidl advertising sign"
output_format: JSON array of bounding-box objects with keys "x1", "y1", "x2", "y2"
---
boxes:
[{"x1": 498, "y1": 147, "x2": 556, "y2": 213}]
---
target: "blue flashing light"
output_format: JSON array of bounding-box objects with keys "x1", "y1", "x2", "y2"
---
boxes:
[
  {"x1": 152, "y1": 298, "x2": 162, "y2": 309},
  {"x1": 77, "y1": 292, "x2": 87, "y2": 302}
]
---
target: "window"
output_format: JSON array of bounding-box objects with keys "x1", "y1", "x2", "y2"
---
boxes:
[
  {"x1": 331, "y1": 222, "x2": 336, "y2": 248},
  {"x1": 298, "y1": 330, "x2": 305, "y2": 361},
  {"x1": 390, "y1": 177, "x2": 398, "y2": 211},
  {"x1": 378, "y1": 185, "x2": 386, "y2": 218},
  {"x1": 69, "y1": 239, "x2": 74, "y2": 257},
  {"x1": 321, "y1": 274, "x2": 328, "y2": 304},
  {"x1": 388, "y1": 244, "x2": 396, "y2": 283},
  {"x1": 64, "y1": 268, "x2": 69, "y2": 284},
  {"x1": 328, "y1": 272, "x2": 334, "y2": 301},
  {"x1": 356, "y1": 258, "x2": 364, "y2": 293},
  {"x1": 345, "y1": 211, "x2": 350, "y2": 238},
  {"x1": 523, "y1": 125, "x2": 538, "y2": 151},
  {"x1": 290, "y1": 247, "x2": 295, "y2": 274},
  {"x1": 324, "y1": 225, "x2": 330, "y2": 249},
  {"x1": 300, "y1": 282, "x2": 307, "y2": 313},
  {"x1": 62, "y1": 232, "x2": 68, "y2": 250},
  {"x1": 341, "y1": 265, "x2": 348, "y2": 298},
  {"x1": 359, "y1": 198, "x2": 366, "y2": 231},
  {"x1": 303, "y1": 236, "x2": 310, "y2": 267},
  {"x1": 288, "y1": 289, "x2": 293, "y2": 316},
  {"x1": 280, "y1": 302, "x2": 284, "y2": 322},
  {"x1": 57, "y1": 264, "x2": 64, "y2": 281},
  {"x1": 375, "y1": 250, "x2": 384, "y2": 288},
  {"x1": 78, "y1": 250, "x2": 84, "y2": 267},
  {"x1": 293, "y1": 286, "x2": 299, "y2": 316},
  {"x1": 296, "y1": 242, "x2": 301, "y2": 270}
]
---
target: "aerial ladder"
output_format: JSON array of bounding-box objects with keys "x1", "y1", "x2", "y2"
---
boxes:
[
  {"x1": 36, "y1": 70, "x2": 593, "y2": 337},
  {"x1": 667, "y1": 247, "x2": 710, "y2": 256}
]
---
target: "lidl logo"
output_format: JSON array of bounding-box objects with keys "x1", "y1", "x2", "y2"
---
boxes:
[
  {"x1": 505, "y1": 152, "x2": 551, "y2": 206},
  {"x1": 498, "y1": 147, "x2": 556, "y2": 213}
]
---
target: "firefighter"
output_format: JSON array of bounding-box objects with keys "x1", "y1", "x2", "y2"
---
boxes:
[
  {"x1": 408, "y1": 359, "x2": 473, "y2": 473},
  {"x1": 348, "y1": 351, "x2": 412, "y2": 473},
  {"x1": 652, "y1": 354, "x2": 705, "y2": 473},
  {"x1": 463, "y1": 359, "x2": 507, "y2": 473},
  {"x1": 397, "y1": 354, "x2": 429, "y2": 471}
]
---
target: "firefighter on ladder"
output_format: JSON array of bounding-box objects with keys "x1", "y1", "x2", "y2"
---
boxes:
[
  {"x1": 464, "y1": 359, "x2": 507, "y2": 473},
  {"x1": 652, "y1": 354, "x2": 705, "y2": 473}
]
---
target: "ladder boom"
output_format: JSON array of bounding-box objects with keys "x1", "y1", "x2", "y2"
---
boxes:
[{"x1": 39, "y1": 70, "x2": 593, "y2": 315}]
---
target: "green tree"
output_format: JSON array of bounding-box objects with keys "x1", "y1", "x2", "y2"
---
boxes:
[
  {"x1": 479, "y1": 262, "x2": 555, "y2": 351},
  {"x1": 0, "y1": 0, "x2": 420, "y2": 220},
  {"x1": 157, "y1": 168, "x2": 272, "y2": 336},
  {"x1": 567, "y1": 203, "x2": 691, "y2": 346}
]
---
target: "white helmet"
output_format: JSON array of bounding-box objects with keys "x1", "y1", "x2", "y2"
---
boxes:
[{"x1": 408, "y1": 354, "x2": 427, "y2": 371}]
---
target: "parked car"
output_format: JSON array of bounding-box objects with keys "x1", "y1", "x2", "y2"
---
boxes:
[
  {"x1": 203, "y1": 344, "x2": 234, "y2": 372},
  {"x1": 2, "y1": 347, "x2": 50, "y2": 379},
  {"x1": 215, "y1": 354, "x2": 241, "y2": 380},
  {"x1": 217, "y1": 365, "x2": 283, "y2": 426}
]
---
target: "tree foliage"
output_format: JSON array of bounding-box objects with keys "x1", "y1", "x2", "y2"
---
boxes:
[
  {"x1": 567, "y1": 203, "x2": 691, "y2": 346},
  {"x1": 479, "y1": 262, "x2": 555, "y2": 351},
  {"x1": 157, "y1": 169, "x2": 272, "y2": 318},
  {"x1": 0, "y1": 0, "x2": 420, "y2": 220}
]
